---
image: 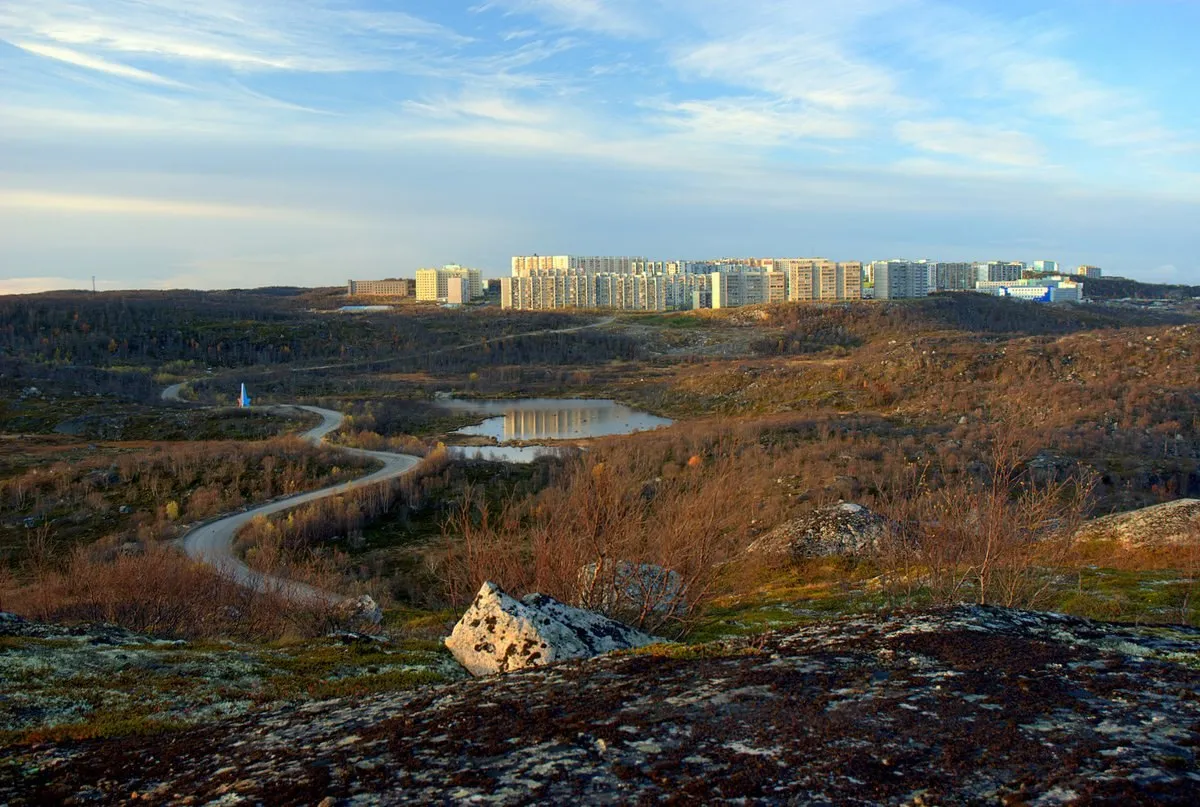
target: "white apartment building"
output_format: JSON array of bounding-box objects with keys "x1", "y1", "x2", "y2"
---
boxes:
[
  {"x1": 1032, "y1": 260, "x2": 1059, "y2": 274},
  {"x1": 871, "y1": 260, "x2": 930, "y2": 300},
  {"x1": 416, "y1": 265, "x2": 484, "y2": 302}
]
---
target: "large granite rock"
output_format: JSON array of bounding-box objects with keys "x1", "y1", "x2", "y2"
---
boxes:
[
  {"x1": 746, "y1": 501, "x2": 890, "y2": 559},
  {"x1": 1079, "y1": 498, "x2": 1200, "y2": 547},
  {"x1": 576, "y1": 561, "x2": 684, "y2": 615},
  {"x1": 444, "y1": 582, "x2": 659, "y2": 676}
]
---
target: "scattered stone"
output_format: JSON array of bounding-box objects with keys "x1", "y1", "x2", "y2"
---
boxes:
[
  {"x1": 746, "y1": 501, "x2": 891, "y2": 559},
  {"x1": 336, "y1": 594, "x2": 383, "y2": 627},
  {"x1": 576, "y1": 561, "x2": 683, "y2": 615},
  {"x1": 444, "y1": 582, "x2": 659, "y2": 676}
]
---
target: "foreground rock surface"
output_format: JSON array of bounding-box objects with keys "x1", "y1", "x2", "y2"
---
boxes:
[
  {"x1": 1080, "y1": 498, "x2": 1200, "y2": 547},
  {"x1": 747, "y1": 501, "x2": 890, "y2": 559},
  {"x1": 4, "y1": 606, "x2": 1198, "y2": 805},
  {"x1": 444, "y1": 582, "x2": 659, "y2": 676}
]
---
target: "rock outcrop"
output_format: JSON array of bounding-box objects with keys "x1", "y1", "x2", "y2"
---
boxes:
[
  {"x1": 444, "y1": 582, "x2": 659, "y2": 676},
  {"x1": 1079, "y1": 498, "x2": 1200, "y2": 547},
  {"x1": 746, "y1": 501, "x2": 890, "y2": 559},
  {"x1": 576, "y1": 560, "x2": 683, "y2": 615},
  {"x1": 6, "y1": 606, "x2": 1197, "y2": 805},
  {"x1": 336, "y1": 594, "x2": 383, "y2": 626}
]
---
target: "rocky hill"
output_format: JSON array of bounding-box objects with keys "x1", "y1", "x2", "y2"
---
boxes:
[{"x1": 3, "y1": 606, "x2": 1198, "y2": 805}]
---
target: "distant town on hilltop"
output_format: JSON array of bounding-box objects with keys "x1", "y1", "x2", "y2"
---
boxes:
[{"x1": 348, "y1": 256, "x2": 1105, "y2": 310}]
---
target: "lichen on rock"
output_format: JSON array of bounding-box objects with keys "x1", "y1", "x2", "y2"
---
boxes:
[
  {"x1": 747, "y1": 501, "x2": 892, "y2": 559},
  {"x1": 444, "y1": 581, "x2": 660, "y2": 676}
]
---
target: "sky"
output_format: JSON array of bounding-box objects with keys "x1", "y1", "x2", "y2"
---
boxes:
[{"x1": 1, "y1": 0, "x2": 1199, "y2": 292}]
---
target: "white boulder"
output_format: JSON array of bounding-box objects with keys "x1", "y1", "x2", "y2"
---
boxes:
[{"x1": 445, "y1": 582, "x2": 660, "y2": 676}]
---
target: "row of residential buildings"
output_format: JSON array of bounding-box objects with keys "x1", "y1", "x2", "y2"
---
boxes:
[
  {"x1": 349, "y1": 256, "x2": 1099, "y2": 311},
  {"x1": 501, "y1": 256, "x2": 864, "y2": 311}
]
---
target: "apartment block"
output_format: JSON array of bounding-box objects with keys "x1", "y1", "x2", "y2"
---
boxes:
[
  {"x1": 871, "y1": 260, "x2": 930, "y2": 300},
  {"x1": 1077, "y1": 265, "x2": 1103, "y2": 278},
  {"x1": 416, "y1": 265, "x2": 483, "y2": 302},
  {"x1": 346, "y1": 278, "x2": 414, "y2": 297},
  {"x1": 974, "y1": 261, "x2": 1026, "y2": 284},
  {"x1": 782, "y1": 259, "x2": 863, "y2": 302},
  {"x1": 931, "y1": 262, "x2": 976, "y2": 292},
  {"x1": 511, "y1": 255, "x2": 644, "y2": 276}
]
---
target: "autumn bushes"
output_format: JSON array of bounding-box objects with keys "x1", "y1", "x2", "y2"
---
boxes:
[
  {"x1": 0, "y1": 543, "x2": 335, "y2": 641},
  {"x1": 0, "y1": 437, "x2": 377, "y2": 563}
]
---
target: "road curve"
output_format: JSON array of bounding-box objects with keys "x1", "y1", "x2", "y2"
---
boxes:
[
  {"x1": 181, "y1": 405, "x2": 422, "y2": 605},
  {"x1": 161, "y1": 382, "x2": 186, "y2": 402}
]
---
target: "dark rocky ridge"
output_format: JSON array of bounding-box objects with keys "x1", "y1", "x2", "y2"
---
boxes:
[{"x1": 3, "y1": 606, "x2": 1198, "y2": 805}]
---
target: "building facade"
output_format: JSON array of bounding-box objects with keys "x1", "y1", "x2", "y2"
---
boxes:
[
  {"x1": 416, "y1": 265, "x2": 483, "y2": 302},
  {"x1": 976, "y1": 277, "x2": 1084, "y2": 303},
  {"x1": 347, "y1": 278, "x2": 414, "y2": 297},
  {"x1": 975, "y1": 261, "x2": 1026, "y2": 284},
  {"x1": 871, "y1": 260, "x2": 930, "y2": 300},
  {"x1": 931, "y1": 262, "x2": 976, "y2": 292},
  {"x1": 1077, "y1": 265, "x2": 1103, "y2": 278}
]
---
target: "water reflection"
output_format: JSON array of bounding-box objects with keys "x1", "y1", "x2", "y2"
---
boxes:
[{"x1": 439, "y1": 398, "x2": 672, "y2": 443}]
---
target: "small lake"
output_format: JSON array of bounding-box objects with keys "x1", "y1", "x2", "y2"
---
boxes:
[{"x1": 439, "y1": 397, "x2": 673, "y2": 443}]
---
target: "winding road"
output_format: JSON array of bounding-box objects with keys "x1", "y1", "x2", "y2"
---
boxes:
[
  {"x1": 159, "y1": 314, "x2": 616, "y2": 601},
  {"x1": 167, "y1": 392, "x2": 421, "y2": 604}
]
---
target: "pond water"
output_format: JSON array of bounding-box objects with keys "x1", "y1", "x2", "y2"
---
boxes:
[{"x1": 439, "y1": 397, "x2": 672, "y2": 443}]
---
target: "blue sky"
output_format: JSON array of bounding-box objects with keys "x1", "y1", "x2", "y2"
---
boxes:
[{"x1": 1, "y1": 0, "x2": 1198, "y2": 292}]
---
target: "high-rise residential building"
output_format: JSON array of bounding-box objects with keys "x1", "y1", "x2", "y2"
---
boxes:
[
  {"x1": 511, "y1": 255, "x2": 644, "y2": 276},
  {"x1": 416, "y1": 265, "x2": 484, "y2": 302},
  {"x1": 347, "y1": 278, "x2": 415, "y2": 297},
  {"x1": 446, "y1": 277, "x2": 468, "y2": 305},
  {"x1": 1077, "y1": 265, "x2": 1103, "y2": 278},
  {"x1": 871, "y1": 260, "x2": 930, "y2": 300},
  {"x1": 711, "y1": 270, "x2": 781, "y2": 309},
  {"x1": 781, "y1": 259, "x2": 863, "y2": 302},
  {"x1": 1032, "y1": 260, "x2": 1059, "y2": 274},
  {"x1": 974, "y1": 261, "x2": 1026, "y2": 284},
  {"x1": 930, "y1": 262, "x2": 976, "y2": 292}
]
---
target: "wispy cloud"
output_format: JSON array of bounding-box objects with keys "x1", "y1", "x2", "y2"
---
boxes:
[
  {"x1": 12, "y1": 41, "x2": 183, "y2": 86},
  {"x1": 0, "y1": 189, "x2": 347, "y2": 224},
  {"x1": 474, "y1": 0, "x2": 649, "y2": 38},
  {"x1": 0, "y1": 0, "x2": 465, "y2": 75},
  {"x1": 895, "y1": 119, "x2": 1046, "y2": 168}
]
